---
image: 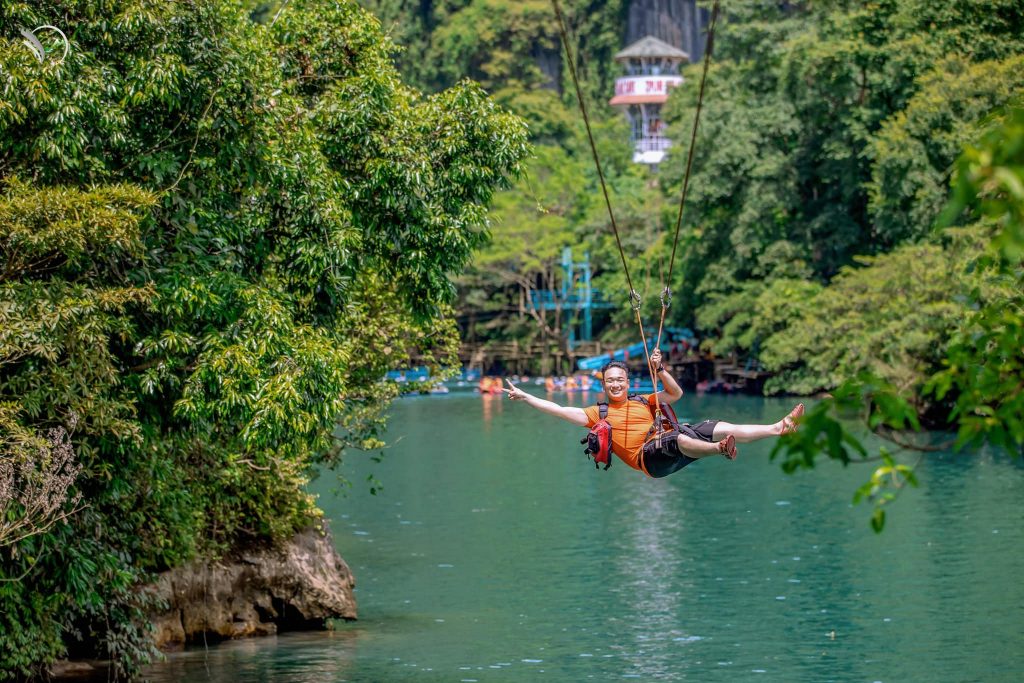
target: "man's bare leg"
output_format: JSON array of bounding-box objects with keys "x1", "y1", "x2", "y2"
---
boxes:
[
  {"x1": 676, "y1": 433, "x2": 737, "y2": 459},
  {"x1": 712, "y1": 403, "x2": 804, "y2": 443}
]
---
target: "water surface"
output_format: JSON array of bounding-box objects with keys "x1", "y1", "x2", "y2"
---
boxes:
[{"x1": 144, "y1": 392, "x2": 1024, "y2": 682}]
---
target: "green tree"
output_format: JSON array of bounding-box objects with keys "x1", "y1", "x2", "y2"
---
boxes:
[
  {"x1": 430, "y1": 0, "x2": 561, "y2": 93},
  {"x1": 1, "y1": 0, "x2": 526, "y2": 676},
  {"x1": 459, "y1": 145, "x2": 587, "y2": 345},
  {"x1": 932, "y1": 106, "x2": 1024, "y2": 452},
  {"x1": 455, "y1": 114, "x2": 652, "y2": 359},
  {"x1": 774, "y1": 106, "x2": 1024, "y2": 531},
  {"x1": 868, "y1": 55, "x2": 1024, "y2": 244},
  {"x1": 370, "y1": 0, "x2": 629, "y2": 99},
  {"x1": 760, "y1": 237, "x2": 987, "y2": 402},
  {"x1": 696, "y1": 242, "x2": 819, "y2": 359},
  {"x1": 659, "y1": 0, "x2": 1024, "y2": 347}
]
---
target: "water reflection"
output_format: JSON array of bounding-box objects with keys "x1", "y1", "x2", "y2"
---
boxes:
[
  {"x1": 614, "y1": 481, "x2": 696, "y2": 680},
  {"x1": 144, "y1": 630, "x2": 363, "y2": 682},
  {"x1": 479, "y1": 392, "x2": 500, "y2": 428}
]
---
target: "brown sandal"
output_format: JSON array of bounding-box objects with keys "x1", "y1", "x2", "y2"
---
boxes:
[
  {"x1": 781, "y1": 403, "x2": 805, "y2": 434},
  {"x1": 718, "y1": 434, "x2": 737, "y2": 460}
]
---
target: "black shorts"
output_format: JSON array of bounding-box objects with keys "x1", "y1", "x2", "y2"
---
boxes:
[{"x1": 641, "y1": 420, "x2": 719, "y2": 478}]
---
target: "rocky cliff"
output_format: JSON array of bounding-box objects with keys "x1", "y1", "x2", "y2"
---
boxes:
[
  {"x1": 626, "y1": 0, "x2": 709, "y2": 61},
  {"x1": 149, "y1": 524, "x2": 356, "y2": 650}
]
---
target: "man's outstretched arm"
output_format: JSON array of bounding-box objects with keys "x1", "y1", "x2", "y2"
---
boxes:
[{"x1": 503, "y1": 379, "x2": 589, "y2": 427}]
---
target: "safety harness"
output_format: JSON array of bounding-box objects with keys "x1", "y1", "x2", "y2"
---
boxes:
[
  {"x1": 646, "y1": 398, "x2": 683, "y2": 441},
  {"x1": 583, "y1": 395, "x2": 684, "y2": 470}
]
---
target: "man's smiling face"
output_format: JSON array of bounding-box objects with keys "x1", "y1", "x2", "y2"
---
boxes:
[{"x1": 602, "y1": 367, "x2": 629, "y2": 402}]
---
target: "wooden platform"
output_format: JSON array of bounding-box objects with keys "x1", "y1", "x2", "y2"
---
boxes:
[{"x1": 715, "y1": 360, "x2": 771, "y2": 392}]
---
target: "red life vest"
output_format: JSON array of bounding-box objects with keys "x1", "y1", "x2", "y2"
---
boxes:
[{"x1": 582, "y1": 402, "x2": 614, "y2": 469}]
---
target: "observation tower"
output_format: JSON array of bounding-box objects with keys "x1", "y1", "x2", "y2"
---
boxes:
[{"x1": 609, "y1": 36, "x2": 689, "y2": 166}]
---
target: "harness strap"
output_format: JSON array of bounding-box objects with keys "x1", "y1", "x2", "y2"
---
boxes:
[{"x1": 592, "y1": 402, "x2": 611, "y2": 469}]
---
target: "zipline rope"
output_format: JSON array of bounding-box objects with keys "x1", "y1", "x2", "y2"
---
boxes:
[
  {"x1": 550, "y1": 0, "x2": 657, "y2": 398},
  {"x1": 550, "y1": 0, "x2": 637, "y2": 304},
  {"x1": 550, "y1": 0, "x2": 720, "y2": 430},
  {"x1": 657, "y1": 0, "x2": 720, "y2": 350}
]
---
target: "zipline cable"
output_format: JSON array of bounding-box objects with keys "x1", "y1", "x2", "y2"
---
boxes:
[
  {"x1": 552, "y1": 0, "x2": 655, "y2": 374},
  {"x1": 550, "y1": 0, "x2": 721, "y2": 436},
  {"x1": 550, "y1": 0, "x2": 659, "y2": 396},
  {"x1": 656, "y1": 0, "x2": 720, "y2": 350},
  {"x1": 550, "y1": 0, "x2": 637, "y2": 305}
]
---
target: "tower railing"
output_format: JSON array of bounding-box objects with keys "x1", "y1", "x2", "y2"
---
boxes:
[{"x1": 633, "y1": 136, "x2": 673, "y2": 152}]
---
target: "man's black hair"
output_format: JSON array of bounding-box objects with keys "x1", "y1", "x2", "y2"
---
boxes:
[{"x1": 600, "y1": 360, "x2": 629, "y2": 376}]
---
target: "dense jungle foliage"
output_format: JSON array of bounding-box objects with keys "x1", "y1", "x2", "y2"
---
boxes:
[
  {"x1": 361, "y1": 0, "x2": 1024, "y2": 527},
  {"x1": 0, "y1": 0, "x2": 526, "y2": 677},
  {"x1": 363, "y1": 0, "x2": 1023, "y2": 405},
  {"x1": 2, "y1": 0, "x2": 1022, "y2": 677}
]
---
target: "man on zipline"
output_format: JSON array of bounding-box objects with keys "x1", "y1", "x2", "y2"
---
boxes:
[{"x1": 502, "y1": 349, "x2": 804, "y2": 478}]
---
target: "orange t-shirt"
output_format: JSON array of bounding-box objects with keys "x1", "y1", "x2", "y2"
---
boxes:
[{"x1": 583, "y1": 394, "x2": 656, "y2": 473}]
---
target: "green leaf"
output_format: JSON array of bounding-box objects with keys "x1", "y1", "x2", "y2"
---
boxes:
[{"x1": 870, "y1": 508, "x2": 886, "y2": 534}]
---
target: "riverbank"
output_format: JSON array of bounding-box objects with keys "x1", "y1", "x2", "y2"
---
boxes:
[
  {"x1": 398, "y1": 348, "x2": 771, "y2": 397},
  {"x1": 51, "y1": 524, "x2": 356, "y2": 680}
]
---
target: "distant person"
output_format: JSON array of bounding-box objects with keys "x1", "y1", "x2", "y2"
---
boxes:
[
  {"x1": 502, "y1": 349, "x2": 803, "y2": 478},
  {"x1": 478, "y1": 377, "x2": 502, "y2": 394}
]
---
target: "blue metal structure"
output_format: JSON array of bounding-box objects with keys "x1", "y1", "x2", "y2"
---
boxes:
[
  {"x1": 575, "y1": 327, "x2": 698, "y2": 372},
  {"x1": 576, "y1": 341, "x2": 648, "y2": 371},
  {"x1": 526, "y1": 248, "x2": 616, "y2": 348}
]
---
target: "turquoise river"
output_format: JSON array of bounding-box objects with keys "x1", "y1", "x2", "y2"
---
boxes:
[{"x1": 143, "y1": 391, "x2": 1023, "y2": 682}]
